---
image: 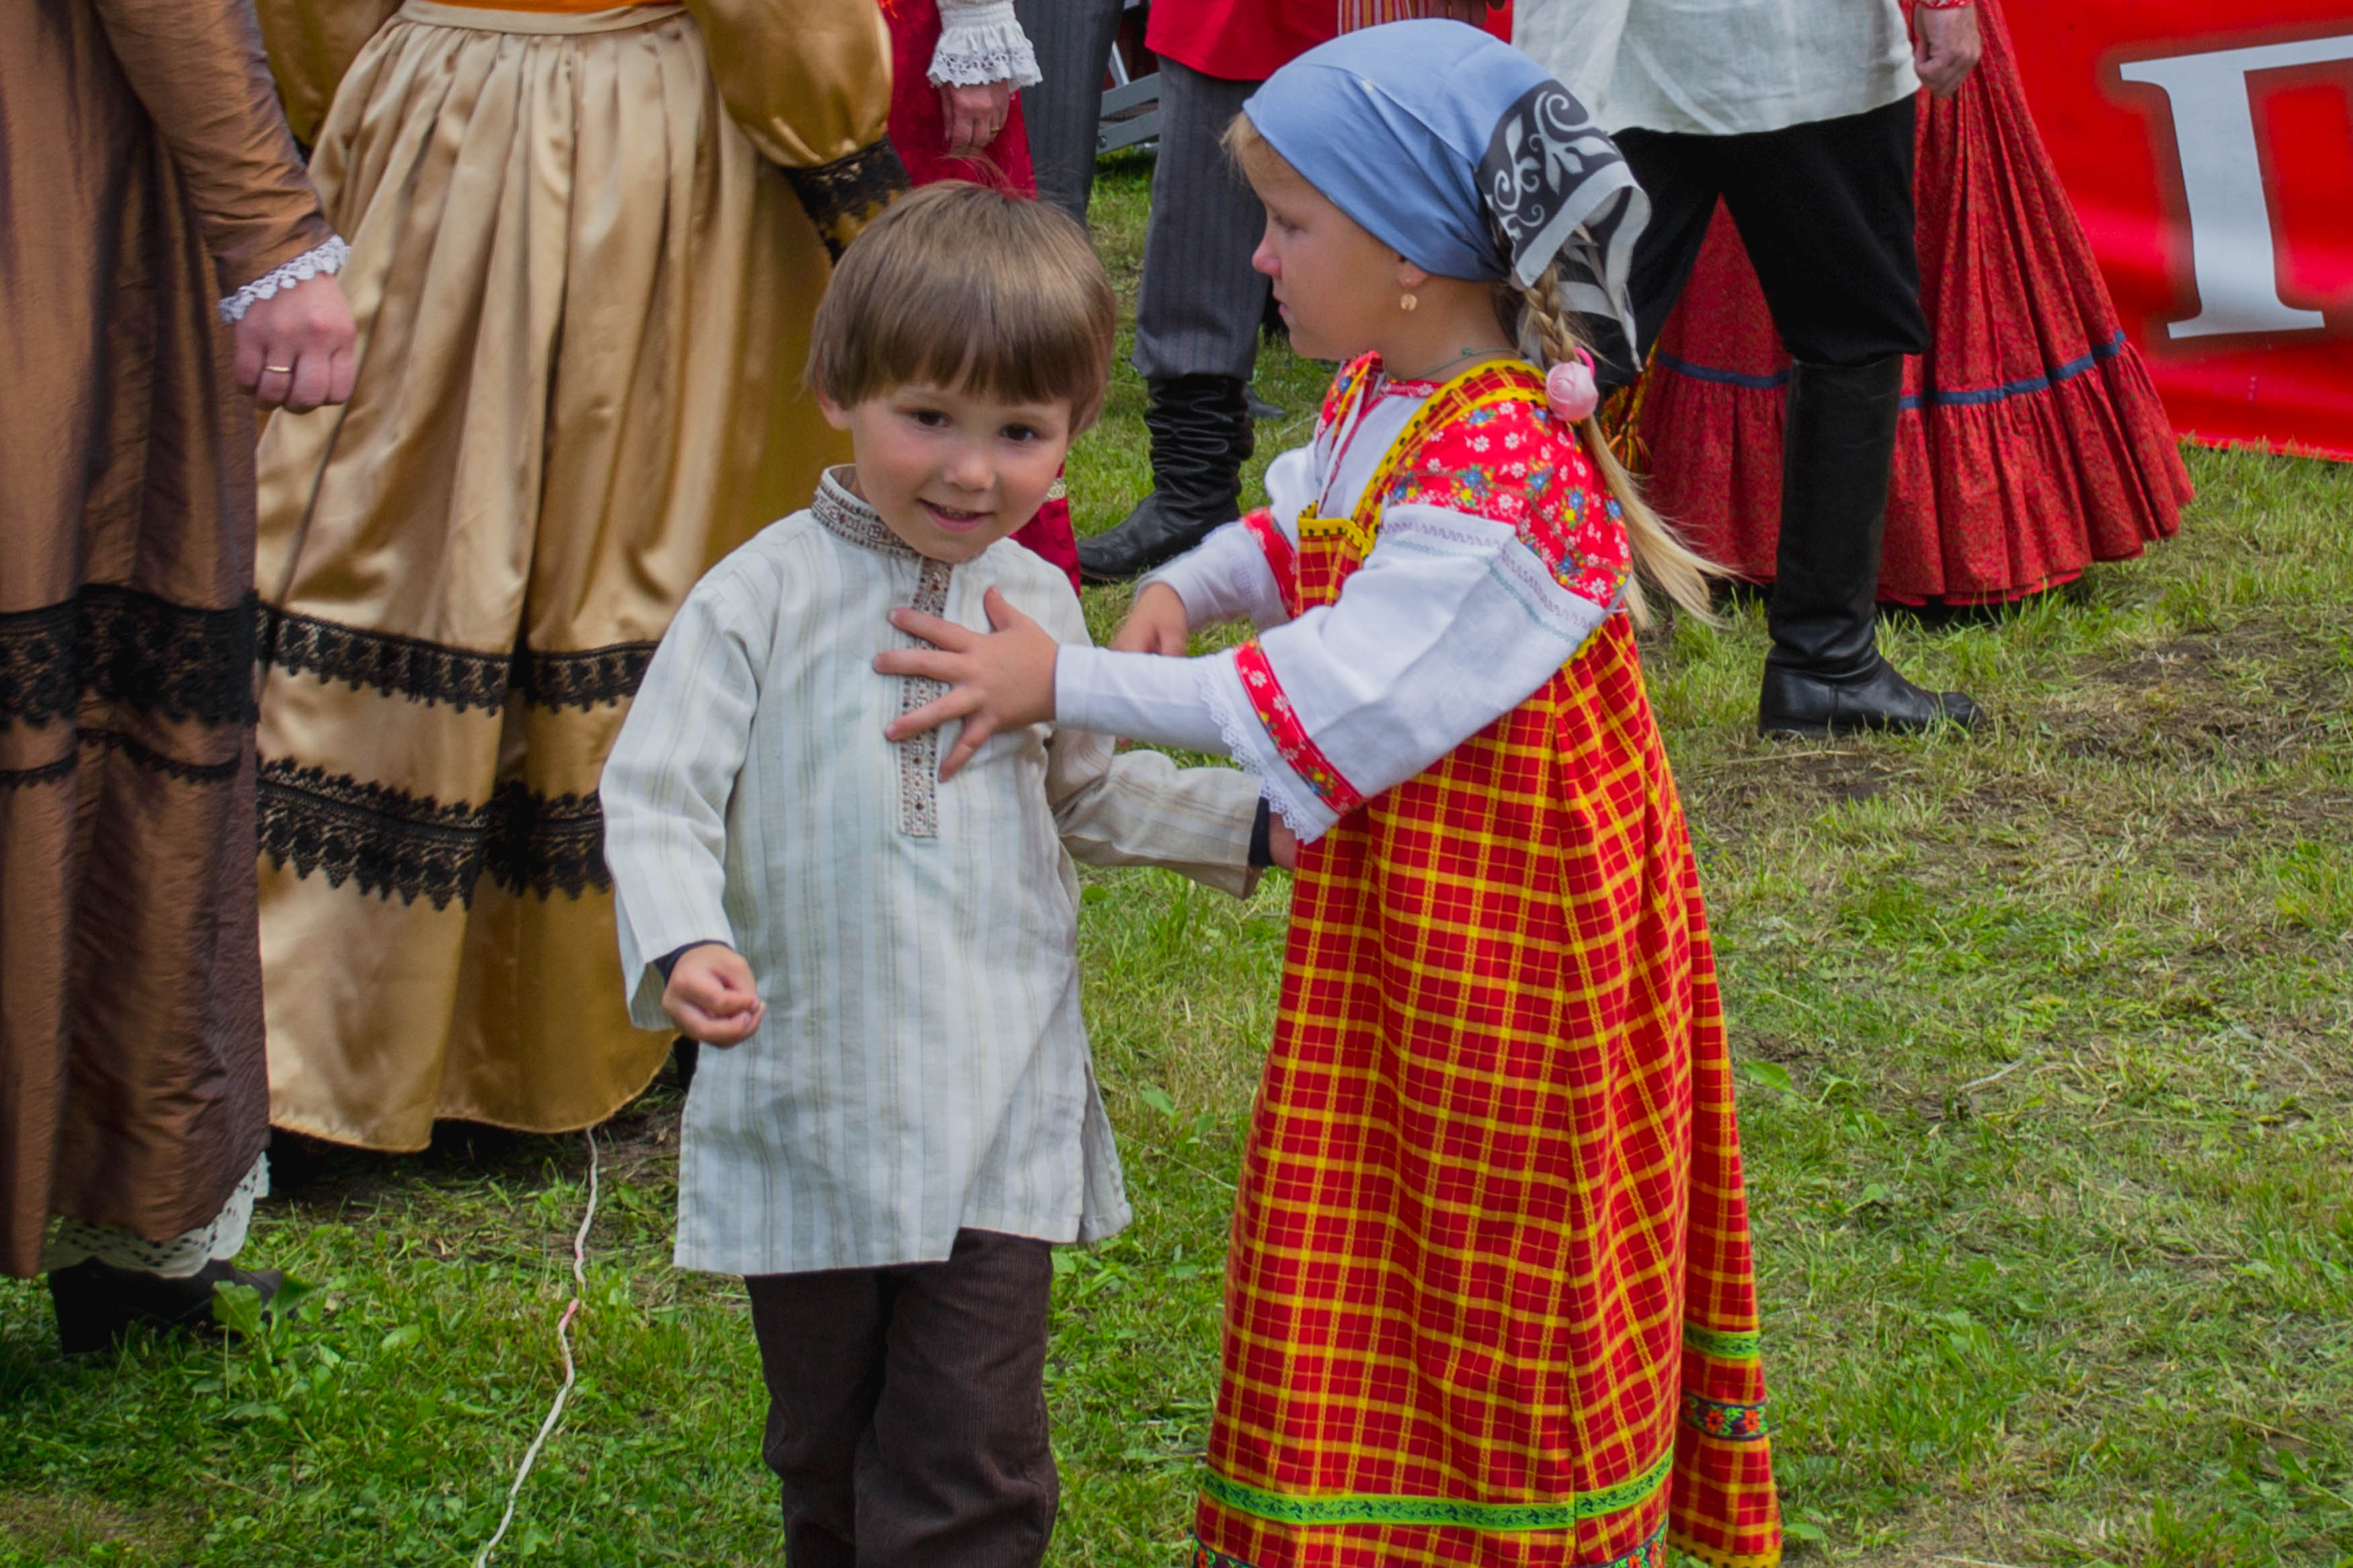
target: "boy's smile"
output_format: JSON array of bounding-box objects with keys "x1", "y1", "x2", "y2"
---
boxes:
[{"x1": 822, "y1": 382, "x2": 1073, "y2": 564}]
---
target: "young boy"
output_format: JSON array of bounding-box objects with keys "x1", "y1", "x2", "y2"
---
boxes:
[{"x1": 600, "y1": 183, "x2": 1275, "y2": 1568}]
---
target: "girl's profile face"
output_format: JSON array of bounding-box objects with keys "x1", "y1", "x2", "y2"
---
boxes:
[{"x1": 1246, "y1": 167, "x2": 1404, "y2": 362}]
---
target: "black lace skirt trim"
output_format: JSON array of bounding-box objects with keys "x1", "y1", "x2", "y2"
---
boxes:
[
  {"x1": 255, "y1": 604, "x2": 655, "y2": 712},
  {"x1": 257, "y1": 604, "x2": 509, "y2": 712},
  {"x1": 482, "y1": 778, "x2": 609, "y2": 900},
  {"x1": 257, "y1": 757, "x2": 612, "y2": 910},
  {"x1": 0, "y1": 586, "x2": 258, "y2": 728},
  {"x1": 787, "y1": 139, "x2": 910, "y2": 260},
  {"x1": 513, "y1": 643, "x2": 657, "y2": 710}
]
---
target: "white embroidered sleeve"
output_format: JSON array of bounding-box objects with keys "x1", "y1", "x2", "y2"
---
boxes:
[
  {"x1": 1059, "y1": 503, "x2": 1609, "y2": 842},
  {"x1": 1137, "y1": 523, "x2": 1277, "y2": 629},
  {"x1": 929, "y1": 0, "x2": 1042, "y2": 87},
  {"x1": 216, "y1": 236, "x2": 350, "y2": 325},
  {"x1": 1055, "y1": 644, "x2": 1232, "y2": 755},
  {"x1": 1135, "y1": 445, "x2": 1315, "y2": 630},
  {"x1": 1240, "y1": 503, "x2": 1611, "y2": 826}
]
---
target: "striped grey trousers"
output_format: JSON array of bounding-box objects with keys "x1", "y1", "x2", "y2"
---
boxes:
[
  {"x1": 1012, "y1": 0, "x2": 1124, "y2": 224},
  {"x1": 1131, "y1": 58, "x2": 1270, "y2": 382}
]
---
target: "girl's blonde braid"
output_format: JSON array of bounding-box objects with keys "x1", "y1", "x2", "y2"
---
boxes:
[{"x1": 1507, "y1": 263, "x2": 1720, "y2": 628}]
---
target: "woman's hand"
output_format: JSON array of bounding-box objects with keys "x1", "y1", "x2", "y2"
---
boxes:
[
  {"x1": 1110, "y1": 582, "x2": 1191, "y2": 657},
  {"x1": 1912, "y1": 5, "x2": 1982, "y2": 99},
  {"x1": 234, "y1": 274, "x2": 357, "y2": 413},
  {"x1": 878, "y1": 586, "x2": 1059, "y2": 779},
  {"x1": 941, "y1": 79, "x2": 1012, "y2": 158},
  {"x1": 663, "y1": 944, "x2": 765, "y2": 1046}
]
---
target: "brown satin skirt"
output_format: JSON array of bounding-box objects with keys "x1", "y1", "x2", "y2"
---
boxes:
[
  {"x1": 253, "y1": 1, "x2": 844, "y2": 1150},
  {"x1": 0, "y1": 1, "x2": 276, "y2": 1276}
]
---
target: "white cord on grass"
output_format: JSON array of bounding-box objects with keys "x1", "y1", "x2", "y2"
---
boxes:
[{"x1": 474, "y1": 1128, "x2": 599, "y2": 1568}]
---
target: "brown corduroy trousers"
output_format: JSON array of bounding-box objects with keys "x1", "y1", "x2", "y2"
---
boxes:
[{"x1": 746, "y1": 1228, "x2": 1058, "y2": 1567}]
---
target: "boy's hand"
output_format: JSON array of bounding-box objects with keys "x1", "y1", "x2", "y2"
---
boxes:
[
  {"x1": 1110, "y1": 583, "x2": 1190, "y2": 657},
  {"x1": 878, "y1": 587, "x2": 1058, "y2": 780},
  {"x1": 1267, "y1": 816, "x2": 1300, "y2": 871},
  {"x1": 664, "y1": 945, "x2": 765, "y2": 1046}
]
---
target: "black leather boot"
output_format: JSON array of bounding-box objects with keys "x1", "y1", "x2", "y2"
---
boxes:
[
  {"x1": 1077, "y1": 374, "x2": 1254, "y2": 583},
  {"x1": 1759, "y1": 356, "x2": 1983, "y2": 737},
  {"x1": 48, "y1": 1257, "x2": 288, "y2": 1356}
]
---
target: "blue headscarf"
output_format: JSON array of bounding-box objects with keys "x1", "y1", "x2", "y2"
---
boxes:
[{"x1": 1242, "y1": 19, "x2": 1648, "y2": 363}]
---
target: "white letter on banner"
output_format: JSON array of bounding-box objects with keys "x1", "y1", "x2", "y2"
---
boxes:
[{"x1": 2120, "y1": 34, "x2": 2353, "y2": 339}]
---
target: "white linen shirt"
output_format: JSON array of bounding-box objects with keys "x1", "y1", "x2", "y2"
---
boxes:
[
  {"x1": 1514, "y1": 0, "x2": 1919, "y2": 137},
  {"x1": 602, "y1": 472, "x2": 1260, "y2": 1276}
]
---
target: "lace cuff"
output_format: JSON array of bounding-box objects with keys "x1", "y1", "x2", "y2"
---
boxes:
[
  {"x1": 216, "y1": 237, "x2": 350, "y2": 325},
  {"x1": 929, "y1": 0, "x2": 1041, "y2": 88},
  {"x1": 43, "y1": 1153, "x2": 270, "y2": 1278}
]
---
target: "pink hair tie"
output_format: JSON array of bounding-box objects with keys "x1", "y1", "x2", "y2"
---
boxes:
[{"x1": 1545, "y1": 351, "x2": 1599, "y2": 423}]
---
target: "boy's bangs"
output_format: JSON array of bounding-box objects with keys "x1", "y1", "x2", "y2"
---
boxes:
[
  {"x1": 808, "y1": 182, "x2": 1117, "y2": 429},
  {"x1": 872, "y1": 267, "x2": 1101, "y2": 414}
]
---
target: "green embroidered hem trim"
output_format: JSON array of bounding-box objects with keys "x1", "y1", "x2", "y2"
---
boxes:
[
  {"x1": 1682, "y1": 1322, "x2": 1763, "y2": 1360},
  {"x1": 1193, "y1": 1520, "x2": 1669, "y2": 1567},
  {"x1": 1199, "y1": 1448, "x2": 1669, "y2": 1530}
]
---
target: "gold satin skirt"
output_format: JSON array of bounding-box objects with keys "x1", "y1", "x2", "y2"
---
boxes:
[{"x1": 253, "y1": 1, "x2": 843, "y2": 1150}]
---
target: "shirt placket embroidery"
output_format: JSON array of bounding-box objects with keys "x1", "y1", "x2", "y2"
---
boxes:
[
  {"x1": 895, "y1": 559, "x2": 952, "y2": 837},
  {"x1": 810, "y1": 469, "x2": 955, "y2": 839}
]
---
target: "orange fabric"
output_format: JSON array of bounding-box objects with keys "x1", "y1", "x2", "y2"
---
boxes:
[
  {"x1": 429, "y1": 0, "x2": 662, "y2": 10},
  {"x1": 1193, "y1": 364, "x2": 1780, "y2": 1567}
]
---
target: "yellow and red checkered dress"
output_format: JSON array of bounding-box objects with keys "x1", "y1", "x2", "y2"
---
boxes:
[{"x1": 1193, "y1": 362, "x2": 1782, "y2": 1568}]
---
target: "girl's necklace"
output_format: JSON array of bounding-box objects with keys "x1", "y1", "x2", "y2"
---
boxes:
[{"x1": 1391, "y1": 343, "x2": 1516, "y2": 382}]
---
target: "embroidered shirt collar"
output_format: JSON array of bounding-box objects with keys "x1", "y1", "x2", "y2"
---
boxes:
[{"x1": 815, "y1": 466, "x2": 919, "y2": 558}]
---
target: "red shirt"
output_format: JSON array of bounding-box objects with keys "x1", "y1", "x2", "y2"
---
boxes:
[{"x1": 1147, "y1": 1, "x2": 1513, "y2": 85}]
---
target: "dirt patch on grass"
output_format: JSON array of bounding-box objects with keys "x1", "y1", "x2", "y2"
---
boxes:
[
  {"x1": 1689, "y1": 748, "x2": 1905, "y2": 828},
  {"x1": 0, "y1": 1493, "x2": 180, "y2": 1558},
  {"x1": 2057, "y1": 620, "x2": 2349, "y2": 764}
]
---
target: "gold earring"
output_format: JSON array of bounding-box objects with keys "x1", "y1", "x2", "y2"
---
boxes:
[{"x1": 1400, "y1": 292, "x2": 1419, "y2": 312}]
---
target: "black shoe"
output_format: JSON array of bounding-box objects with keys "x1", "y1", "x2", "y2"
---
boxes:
[
  {"x1": 1761, "y1": 356, "x2": 1983, "y2": 737},
  {"x1": 47, "y1": 1257, "x2": 287, "y2": 1357},
  {"x1": 1759, "y1": 656, "x2": 1983, "y2": 736},
  {"x1": 1077, "y1": 374, "x2": 1254, "y2": 583}
]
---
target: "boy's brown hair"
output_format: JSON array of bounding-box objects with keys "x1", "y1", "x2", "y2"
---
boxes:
[{"x1": 807, "y1": 182, "x2": 1118, "y2": 431}]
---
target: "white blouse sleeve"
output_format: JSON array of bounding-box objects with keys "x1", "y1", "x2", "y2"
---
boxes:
[
  {"x1": 1137, "y1": 444, "x2": 1316, "y2": 631},
  {"x1": 929, "y1": 0, "x2": 1041, "y2": 87},
  {"x1": 1057, "y1": 501, "x2": 1614, "y2": 841}
]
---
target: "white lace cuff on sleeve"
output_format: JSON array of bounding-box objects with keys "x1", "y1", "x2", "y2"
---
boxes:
[
  {"x1": 216, "y1": 236, "x2": 350, "y2": 325},
  {"x1": 929, "y1": 0, "x2": 1042, "y2": 88}
]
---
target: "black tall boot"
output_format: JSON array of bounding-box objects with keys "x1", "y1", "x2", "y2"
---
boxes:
[
  {"x1": 1077, "y1": 374, "x2": 1254, "y2": 584},
  {"x1": 47, "y1": 1257, "x2": 288, "y2": 1356},
  {"x1": 1759, "y1": 356, "x2": 1983, "y2": 737}
]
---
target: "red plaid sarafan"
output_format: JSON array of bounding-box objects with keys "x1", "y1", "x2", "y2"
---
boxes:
[{"x1": 1195, "y1": 362, "x2": 1781, "y2": 1568}]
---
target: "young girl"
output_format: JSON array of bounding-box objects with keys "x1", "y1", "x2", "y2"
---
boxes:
[{"x1": 881, "y1": 21, "x2": 1783, "y2": 1568}]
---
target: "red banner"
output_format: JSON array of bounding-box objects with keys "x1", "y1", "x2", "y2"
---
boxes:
[{"x1": 2007, "y1": 3, "x2": 2353, "y2": 459}]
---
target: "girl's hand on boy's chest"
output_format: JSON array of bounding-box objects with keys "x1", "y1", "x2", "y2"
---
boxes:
[{"x1": 875, "y1": 586, "x2": 1060, "y2": 781}]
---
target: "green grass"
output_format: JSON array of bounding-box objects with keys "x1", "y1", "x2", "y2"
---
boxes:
[{"x1": 5, "y1": 155, "x2": 2352, "y2": 1567}]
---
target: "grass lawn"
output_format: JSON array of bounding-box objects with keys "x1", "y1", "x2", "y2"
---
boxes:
[{"x1": 5, "y1": 155, "x2": 2351, "y2": 1568}]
